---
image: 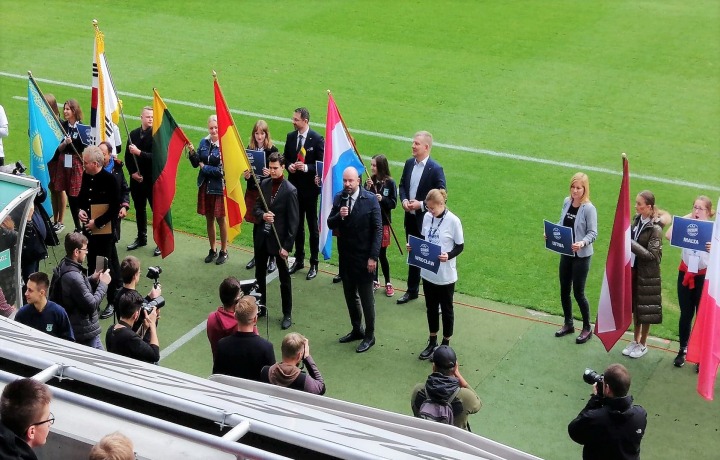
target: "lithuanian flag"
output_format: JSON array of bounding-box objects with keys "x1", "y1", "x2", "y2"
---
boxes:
[
  {"x1": 213, "y1": 77, "x2": 251, "y2": 242},
  {"x1": 152, "y1": 88, "x2": 191, "y2": 258}
]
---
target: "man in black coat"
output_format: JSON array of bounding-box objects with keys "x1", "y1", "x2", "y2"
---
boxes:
[
  {"x1": 327, "y1": 166, "x2": 382, "y2": 353},
  {"x1": 397, "y1": 131, "x2": 446, "y2": 304},
  {"x1": 283, "y1": 107, "x2": 324, "y2": 280},
  {"x1": 125, "y1": 106, "x2": 159, "y2": 256},
  {"x1": 568, "y1": 363, "x2": 647, "y2": 460},
  {"x1": 253, "y1": 153, "x2": 299, "y2": 330}
]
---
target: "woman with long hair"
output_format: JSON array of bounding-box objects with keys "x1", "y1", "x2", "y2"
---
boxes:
[
  {"x1": 52, "y1": 99, "x2": 85, "y2": 232},
  {"x1": 365, "y1": 154, "x2": 397, "y2": 296},
  {"x1": 622, "y1": 190, "x2": 664, "y2": 359},
  {"x1": 553, "y1": 172, "x2": 597, "y2": 344},
  {"x1": 665, "y1": 196, "x2": 714, "y2": 367},
  {"x1": 244, "y1": 120, "x2": 279, "y2": 274}
]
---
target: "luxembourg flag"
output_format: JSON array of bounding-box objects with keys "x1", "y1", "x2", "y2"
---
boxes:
[
  {"x1": 687, "y1": 204, "x2": 720, "y2": 400},
  {"x1": 319, "y1": 93, "x2": 365, "y2": 260},
  {"x1": 595, "y1": 154, "x2": 632, "y2": 351}
]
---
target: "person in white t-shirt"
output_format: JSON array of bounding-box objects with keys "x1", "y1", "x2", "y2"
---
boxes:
[
  {"x1": 0, "y1": 104, "x2": 8, "y2": 167},
  {"x1": 408, "y1": 188, "x2": 465, "y2": 360}
]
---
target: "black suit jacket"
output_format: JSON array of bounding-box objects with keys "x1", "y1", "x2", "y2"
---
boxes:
[
  {"x1": 398, "y1": 156, "x2": 446, "y2": 229},
  {"x1": 283, "y1": 128, "x2": 324, "y2": 197},
  {"x1": 77, "y1": 169, "x2": 120, "y2": 235},
  {"x1": 327, "y1": 188, "x2": 382, "y2": 281},
  {"x1": 253, "y1": 178, "x2": 299, "y2": 254}
]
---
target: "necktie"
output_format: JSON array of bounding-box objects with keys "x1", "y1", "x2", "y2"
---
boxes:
[
  {"x1": 348, "y1": 197, "x2": 354, "y2": 214},
  {"x1": 297, "y1": 134, "x2": 304, "y2": 152}
]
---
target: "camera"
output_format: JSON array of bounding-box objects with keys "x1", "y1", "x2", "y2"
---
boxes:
[
  {"x1": 239, "y1": 278, "x2": 265, "y2": 317},
  {"x1": 141, "y1": 296, "x2": 166, "y2": 315},
  {"x1": 13, "y1": 161, "x2": 27, "y2": 175},
  {"x1": 583, "y1": 368, "x2": 604, "y2": 397},
  {"x1": 146, "y1": 266, "x2": 162, "y2": 287}
]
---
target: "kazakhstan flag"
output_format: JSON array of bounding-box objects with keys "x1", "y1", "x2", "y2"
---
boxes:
[{"x1": 28, "y1": 78, "x2": 64, "y2": 215}]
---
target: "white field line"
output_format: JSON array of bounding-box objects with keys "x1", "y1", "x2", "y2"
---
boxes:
[{"x1": 6, "y1": 71, "x2": 718, "y2": 192}]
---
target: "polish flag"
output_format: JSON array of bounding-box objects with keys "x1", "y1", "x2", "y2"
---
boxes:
[
  {"x1": 595, "y1": 154, "x2": 632, "y2": 351},
  {"x1": 687, "y1": 205, "x2": 720, "y2": 400}
]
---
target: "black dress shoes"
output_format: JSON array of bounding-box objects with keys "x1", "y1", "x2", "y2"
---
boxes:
[
  {"x1": 356, "y1": 337, "x2": 376, "y2": 353},
  {"x1": 576, "y1": 329, "x2": 592, "y2": 344},
  {"x1": 281, "y1": 316, "x2": 292, "y2": 330},
  {"x1": 332, "y1": 274, "x2": 342, "y2": 284},
  {"x1": 339, "y1": 330, "x2": 365, "y2": 343},
  {"x1": 306, "y1": 264, "x2": 318, "y2": 280},
  {"x1": 555, "y1": 324, "x2": 575, "y2": 337},
  {"x1": 396, "y1": 292, "x2": 418, "y2": 305},
  {"x1": 127, "y1": 238, "x2": 147, "y2": 251},
  {"x1": 418, "y1": 342, "x2": 438, "y2": 360},
  {"x1": 288, "y1": 260, "x2": 305, "y2": 275},
  {"x1": 246, "y1": 257, "x2": 256, "y2": 270},
  {"x1": 99, "y1": 304, "x2": 115, "y2": 320},
  {"x1": 267, "y1": 257, "x2": 276, "y2": 274}
]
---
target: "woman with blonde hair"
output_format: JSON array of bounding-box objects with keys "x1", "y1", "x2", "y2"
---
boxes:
[
  {"x1": 553, "y1": 172, "x2": 597, "y2": 344},
  {"x1": 665, "y1": 196, "x2": 714, "y2": 367}
]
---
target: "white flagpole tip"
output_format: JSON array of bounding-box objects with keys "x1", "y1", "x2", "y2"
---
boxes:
[
  {"x1": 621, "y1": 152, "x2": 627, "y2": 159},
  {"x1": 212, "y1": 70, "x2": 217, "y2": 78},
  {"x1": 27, "y1": 70, "x2": 32, "y2": 76},
  {"x1": 92, "y1": 19, "x2": 98, "y2": 25},
  {"x1": 327, "y1": 89, "x2": 331, "y2": 94}
]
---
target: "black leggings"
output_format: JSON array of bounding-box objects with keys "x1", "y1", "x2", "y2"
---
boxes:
[
  {"x1": 423, "y1": 280, "x2": 455, "y2": 338},
  {"x1": 374, "y1": 247, "x2": 390, "y2": 284},
  {"x1": 559, "y1": 255, "x2": 591, "y2": 329},
  {"x1": 677, "y1": 270, "x2": 705, "y2": 349}
]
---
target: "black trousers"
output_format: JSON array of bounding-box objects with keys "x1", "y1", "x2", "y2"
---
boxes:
[
  {"x1": 87, "y1": 234, "x2": 115, "y2": 300},
  {"x1": 404, "y1": 212, "x2": 422, "y2": 294},
  {"x1": 423, "y1": 279, "x2": 455, "y2": 338},
  {"x1": 130, "y1": 181, "x2": 153, "y2": 239},
  {"x1": 677, "y1": 270, "x2": 705, "y2": 349},
  {"x1": 255, "y1": 236, "x2": 292, "y2": 316},
  {"x1": 294, "y1": 193, "x2": 319, "y2": 265},
  {"x1": 559, "y1": 255, "x2": 591, "y2": 329},
  {"x1": 342, "y1": 275, "x2": 375, "y2": 339},
  {"x1": 68, "y1": 196, "x2": 81, "y2": 231}
]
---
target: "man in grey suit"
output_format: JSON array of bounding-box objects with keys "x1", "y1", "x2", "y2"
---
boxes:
[
  {"x1": 327, "y1": 167, "x2": 382, "y2": 353},
  {"x1": 253, "y1": 153, "x2": 299, "y2": 330}
]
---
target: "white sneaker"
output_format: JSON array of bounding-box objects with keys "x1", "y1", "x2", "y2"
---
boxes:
[
  {"x1": 629, "y1": 345, "x2": 648, "y2": 359},
  {"x1": 622, "y1": 341, "x2": 638, "y2": 356}
]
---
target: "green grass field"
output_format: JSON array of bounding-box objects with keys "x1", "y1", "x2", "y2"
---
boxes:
[{"x1": 1, "y1": 2, "x2": 719, "y2": 457}]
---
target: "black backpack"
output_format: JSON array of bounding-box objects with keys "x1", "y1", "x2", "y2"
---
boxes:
[
  {"x1": 48, "y1": 263, "x2": 69, "y2": 307},
  {"x1": 418, "y1": 387, "x2": 461, "y2": 425}
]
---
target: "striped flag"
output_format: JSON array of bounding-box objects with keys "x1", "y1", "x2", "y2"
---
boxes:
[
  {"x1": 319, "y1": 93, "x2": 365, "y2": 260},
  {"x1": 213, "y1": 78, "x2": 251, "y2": 242},
  {"x1": 90, "y1": 21, "x2": 120, "y2": 147},
  {"x1": 687, "y1": 207, "x2": 720, "y2": 400},
  {"x1": 152, "y1": 89, "x2": 191, "y2": 258},
  {"x1": 595, "y1": 154, "x2": 632, "y2": 351},
  {"x1": 28, "y1": 76, "x2": 65, "y2": 216}
]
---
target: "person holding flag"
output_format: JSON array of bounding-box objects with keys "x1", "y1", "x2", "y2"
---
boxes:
[
  {"x1": 55, "y1": 99, "x2": 87, "y2": 232},
  {"x1": 189, "y1": 115, "x2": 229, "y2": 265},
  {"x1": 664, "y1": 196, "x2": 714, "y2": 367},
  {"x1": 284, "y1": 107, "x2": 324, "y2": 281},
  {"x1": 622, "y1": 190, "x2": 665, "y2": 359}
]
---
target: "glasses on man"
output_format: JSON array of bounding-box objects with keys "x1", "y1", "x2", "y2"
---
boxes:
[
  {"x1": 30, "y1": 412, "x2": 55, "y2": 428},
  {"x1": 693, "y1": 206, "x2": 707, "y2": 212},
  {"x1": 78, "y1": 247, "x2": 89, "y2": 252}
]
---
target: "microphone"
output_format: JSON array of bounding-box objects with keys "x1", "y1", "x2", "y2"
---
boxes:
[{"x1": 341, "y1": 192, "x2": 349, "y2": 220}]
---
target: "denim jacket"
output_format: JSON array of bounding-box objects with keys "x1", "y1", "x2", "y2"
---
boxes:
[{"x1": 190, "y1": 137, "x2": 224, "y2": 195}]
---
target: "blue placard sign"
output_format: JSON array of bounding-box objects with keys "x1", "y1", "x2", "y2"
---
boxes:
[
  {"x1": 544, "y1": 220, "x2": 574, "y2": 256},
  {"x1": 670, "y1": 216, "x2": 713, "y2": 251},
  {"x1": 407, "y1": 235, "x2": 441, "y2": 273},
  {"x1": 246, "y1": 149, "x2": 266, "y2": 177}
]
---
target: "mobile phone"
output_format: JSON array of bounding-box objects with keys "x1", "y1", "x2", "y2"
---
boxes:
[{"x1": 95, "y1": 256, "x2": 109, "y2": 272}]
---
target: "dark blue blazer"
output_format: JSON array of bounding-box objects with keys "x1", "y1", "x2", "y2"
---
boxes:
[
  {"x1": 398, "y1": 156, "x2": 446, "y2": 227},
  {"x1": 327, "y1": 188, "x2": 382, "y2": 281}
]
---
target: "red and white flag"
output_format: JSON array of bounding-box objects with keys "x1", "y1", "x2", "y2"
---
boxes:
[
  {"x1": 687, "y1": 205, "x2": 720, "y2": 400},
  {"x1": 595, "y1": 155, "x2": 632, "y2": 351}
]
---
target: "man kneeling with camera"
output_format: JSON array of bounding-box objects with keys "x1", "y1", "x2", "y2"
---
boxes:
[
  {"x1": 568, "y1": 363, "x2": 647, "y2": 460},
  {"x1": 106, "y1": 289, "x2": 160, "y2": 363}
]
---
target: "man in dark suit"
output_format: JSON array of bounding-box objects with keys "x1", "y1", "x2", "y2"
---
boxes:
[
  {"x1": 283, "y1": 107, "x2": 324, "y2": 280},
  {"x1": 397, "y1": 131, "x2": 446, "y2": 304},
  {"x1": 327, "y1": 167, "x2": 382, "y2": 353},
  {"x1": 253, "y1": 153, "x2": 299, "y2": 330}
]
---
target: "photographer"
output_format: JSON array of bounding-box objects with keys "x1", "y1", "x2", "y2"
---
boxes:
[
  {"x1": 568, "y1": 363, "x2": 647, "y2": 460},
  {"x1": 114, "y1": 256, "x2": 161, "y2": 321},
  {"x1": 105, "y1": 290, "x2": 160, "y2": 363},
  {"x1": 260, "y1": 332, "x2": 326, "y2": 395}
]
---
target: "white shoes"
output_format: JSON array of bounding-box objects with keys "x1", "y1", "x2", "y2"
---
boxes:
[
  {"x1": 622, "y1": 341, "x2": 638, "y2": 356},
  {"x1": 629, "y1": 345, "x2": 648, "y2": 358}
]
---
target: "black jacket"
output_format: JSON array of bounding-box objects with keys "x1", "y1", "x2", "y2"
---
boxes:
[
  {"x1": 253, "y1": 178, "x2": 299, "y2": 254},
  {"x1": 283, "y1": 129, "x2": 324, "y2": 197},
  {"x1": 77, "y1": 169, "x2": 120, "y2": 235},
  {"x1": 125, "y1": 126, "x2": 153, "y2": 181},
  {"x1": 108, "y1": 160, "x2": 130, "y2": 241},
  {"x1": 0, "y1": 421, "x2": 37, "y2": 460},
  {"x1": 58, "y1": 257, "x2": 107, "y2": 342},
  {"x1": 568, "y1": 394, "x2": 647, "y2": 460}
]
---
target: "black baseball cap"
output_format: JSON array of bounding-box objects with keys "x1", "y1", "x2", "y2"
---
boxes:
[{"x1": 431, "y1": 345, "x2": 457, "y2": 370}]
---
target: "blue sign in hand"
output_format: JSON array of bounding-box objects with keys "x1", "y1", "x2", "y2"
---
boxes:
[
  {"x1": 246, "y1": 149, "x2": 266, "y2": 178},
  {"x1": 670, "y1": 216, "x2": 713, "y2": 252},
  {"x1": 407, "y1": 235, "x2": 441, "y2": 273},
  {"x1": 544, "y1": 220, "x2": 574, "y2": 256}
]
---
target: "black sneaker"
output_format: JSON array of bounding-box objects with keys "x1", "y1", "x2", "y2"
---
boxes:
[
  {"x1": 418, "y1": 342, "x2": 438, "y2": 360},
  {"x1": 204, "y1": 249, "x2": 217, "y2": 263},
  {"x1": 99, "y1": 304, "x2": 115, "y2": 320},
  {"x1": 674, "y1": 349, "x2": 687, "y2": 368},
  {"x1": 216, "y1": 250, "x2": 229, "y2": 265}
]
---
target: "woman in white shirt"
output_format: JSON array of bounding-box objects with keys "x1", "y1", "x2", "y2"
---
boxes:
[{"x1": 412, "y1": 189, "x2": 464, "y2": 360}]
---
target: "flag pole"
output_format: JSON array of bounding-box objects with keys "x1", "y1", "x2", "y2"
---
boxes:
[
  {"x1": 28, "y1": 71, "x2": 83, "y2": 161},
  {"x1": 212, "y1": 71, "x2": 286, "y2": 265},
  {"x1": 327, "y1": 90, "x2": 403, "y2": 255},
  {"x1": 92, "y1": 19, "x2": 139, "y2": 173}
]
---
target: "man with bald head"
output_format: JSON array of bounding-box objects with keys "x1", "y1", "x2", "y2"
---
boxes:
[{"x1": 327, "y1": 167, "x2": 382, "y2": 353}]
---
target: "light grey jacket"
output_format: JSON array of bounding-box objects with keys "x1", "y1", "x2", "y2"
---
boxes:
[{"x1": 558, "y1": 197, "x2": 598, "y2": 258}]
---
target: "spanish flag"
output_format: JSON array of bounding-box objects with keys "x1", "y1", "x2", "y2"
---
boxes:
[
  {"x1": 213, "y1": 76, "x2": 251, "y2": 242},
  {"x1": 152, "y1": 89, "x2": 191, "y2": 258}
]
